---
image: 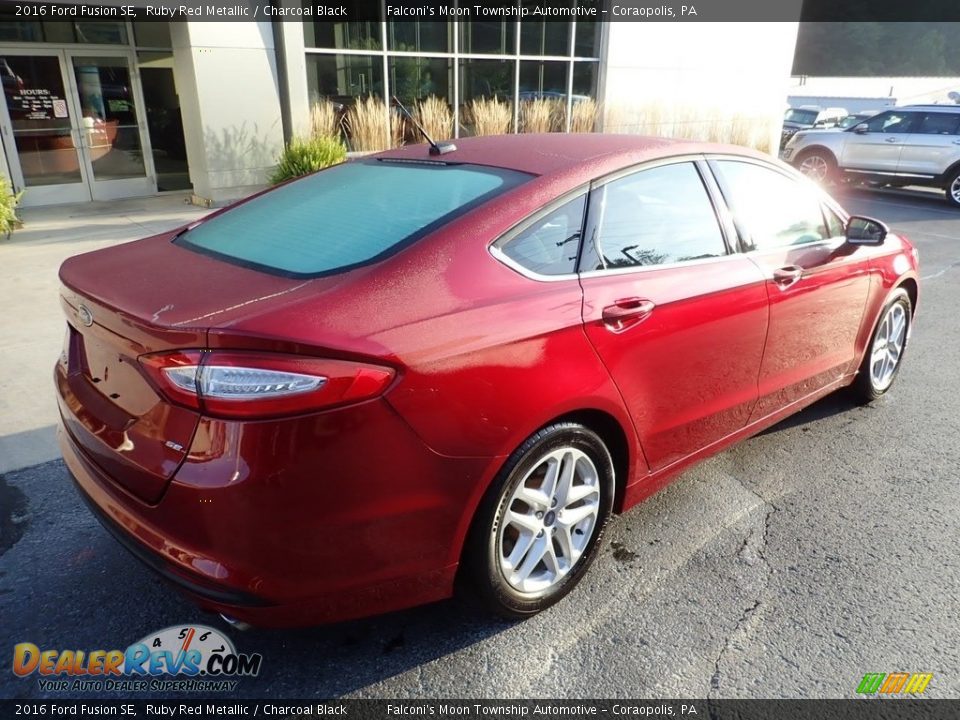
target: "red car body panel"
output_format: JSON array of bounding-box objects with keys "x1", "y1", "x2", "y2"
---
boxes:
[{"x1": 55, "y1": 135, "x2": 919, "y2": 626}]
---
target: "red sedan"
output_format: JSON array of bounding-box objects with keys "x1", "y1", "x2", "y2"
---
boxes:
[{"x1": 55, "y1": 134, "x2": 919, "y2": 627}]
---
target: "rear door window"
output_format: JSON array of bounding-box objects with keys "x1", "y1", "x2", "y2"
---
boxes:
[
  {"x1": 915, "y1": 113, "x2": 960, "y2": 135},
  {"x1": 579, "y1": 162, "x2": 728, "y2": 271},
  {"x1": 176, "y1": 160, "x2": 531, "y2": 277}
]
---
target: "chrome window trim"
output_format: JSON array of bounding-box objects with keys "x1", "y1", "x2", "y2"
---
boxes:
[{"x1": 577, "y1": 249, "x2": 747, "y2": 280}]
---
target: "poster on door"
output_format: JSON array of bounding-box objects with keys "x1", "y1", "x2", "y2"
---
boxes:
[{"x1": 7, "y1": 88, "x2": 68, "y2": 121}]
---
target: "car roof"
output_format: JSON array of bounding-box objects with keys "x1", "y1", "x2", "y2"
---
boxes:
[
  {"x1": 902, "y1": 104, "x2": 960, "y2": 112},
  {"x1": 374, "y1": 133, "x2": 769, "y2": 178}
]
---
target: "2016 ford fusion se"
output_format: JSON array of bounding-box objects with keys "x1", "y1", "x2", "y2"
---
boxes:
[{"x1": 55, "y1": 134, "x2": 919, "y2": 627}]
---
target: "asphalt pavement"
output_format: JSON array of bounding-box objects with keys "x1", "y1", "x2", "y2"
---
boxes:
[{"x1": 1, "y1": 187, "x2": 958, "y2": 700}]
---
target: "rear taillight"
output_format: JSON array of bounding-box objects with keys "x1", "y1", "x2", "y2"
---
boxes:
[{"x1": 139, "y1": 351, "x2": 395, "y2": 419}]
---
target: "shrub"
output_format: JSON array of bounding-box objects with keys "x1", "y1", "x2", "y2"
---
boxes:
[
  {"x1": 345, "y1": 96, "x2": 404, "y2": 152},
  {"x1": 570, "y1": 98, "x2": 600, "y2": 133},
  {"x1": 269, "y1": 135, "x2": 346, "y2": 184},
  {"x1": 521, "y1": 98, "x2": 563, "y2": 133},
  {"x1": 310, "y1": 99, "x2": 341, "y2": 139},
  {"x1": 0, "y1": 174, "x2": 22, "y2": 238},
  {"x1": 414, "y1": 96, "x2": 453, "y2": 141},
  {"x1": 469, "y1": 97, "x2": 512, "y2": 136}
]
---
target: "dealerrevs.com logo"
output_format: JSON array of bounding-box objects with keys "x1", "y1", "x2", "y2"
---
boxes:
[{"x1": 12, "y1": 625, "x2": 263, "y2": 693}]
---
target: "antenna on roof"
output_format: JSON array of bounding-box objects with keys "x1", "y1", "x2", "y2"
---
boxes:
[{"x1": 392, "y1": 96, "x2": 457, "y2": 156}]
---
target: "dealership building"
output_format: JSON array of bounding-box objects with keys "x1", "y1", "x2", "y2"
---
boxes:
[{"x1": 0, "y1": 3, "x2": 799, "y2": 207}]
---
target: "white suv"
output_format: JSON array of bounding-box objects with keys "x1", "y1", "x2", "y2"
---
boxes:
[{"x1": 782, "y1": 105, "x2": 960, "y2": 207}]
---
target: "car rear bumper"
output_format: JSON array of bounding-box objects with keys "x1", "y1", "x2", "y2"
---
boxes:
[{"x1": 57, "y1": 368, "x2": 499, "y2": 627}]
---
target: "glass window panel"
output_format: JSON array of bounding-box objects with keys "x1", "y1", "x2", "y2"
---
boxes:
[
  {"x1": 499, "y1": 195, "x2": 586, "y2": 276},
  {"x1": 584, "y1": 163, "x2": 727, "y2": 271},
  {"x1": 572, "y1": 61, "x2": 598, "y2": 99},
  {"x1": 519, "y1": 60, "x2": 568, "y2": 99},
  {"x1": 0, "y1": 11, "x2": 44, "y2": 42},
  {"x1": 303, "y1": 0, "x2": 381, "y2": 50},
  {"x1": 73, "y1": 22, "x2": 127, "y2": 44},
  {"x1": 520, "y1": 6, "x2": 571, "y2": 56},
  {"x1": 177, "y1": 162, "x2": 532, "y2": 277},
  {"x1": 72, "y1": 56, "x2": 146, "y2": 181},
  {"x1": 574, "y1": 6, "x2": 602, "y2": 57},
  {"x1": 133, "y1": 22, "x2": 172, "y2": 48},
  {"x1": 460, "y1": 58, "x2": 514, "y2": 102},
  {"x1": 0, "y1": 54, "x2": 82, "y2": 187},
  {"x1": 387, "y1": 21, "x2": 451, "y2": 53},
  {"x1": 713, "y1": 161, "x2": 829, "y2": 251},
  {"x1": 138, "y1": 53, "x2": 191, "y2": 192},
  {"x1": 388, "y1": 56, "x2": 452, "y2": 104},
  {"x1": 459, "y1": 19, "x2": 516, "y2": 55},
  {"x1": 306, "y1": 53, "x2": 384, "y2": 105},
  {"x1": 459, "y1": 58, "x2": 515, "y2": 136}
]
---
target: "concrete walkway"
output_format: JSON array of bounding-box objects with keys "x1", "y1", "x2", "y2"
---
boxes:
[{"x1": 0, "y1": 193, "x2": 211, "y2": 473}]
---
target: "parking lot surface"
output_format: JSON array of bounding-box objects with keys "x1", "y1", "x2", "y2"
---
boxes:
[{"x1": 1, "y1": 188, "x2": 958, "y2": 700}]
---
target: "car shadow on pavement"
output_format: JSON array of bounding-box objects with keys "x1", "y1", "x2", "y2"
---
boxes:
[{"x1": 757, "y1": 390, "x2": 866, "y2": 436}]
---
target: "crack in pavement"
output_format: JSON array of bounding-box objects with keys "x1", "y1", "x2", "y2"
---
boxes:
[{"x1": 708, "y1": 486, "x2": 778, "y2": 698}]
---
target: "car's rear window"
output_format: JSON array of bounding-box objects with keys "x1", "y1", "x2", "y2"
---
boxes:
[{"x1": 175, "y1": 160, "x2": 532, "y2": 277}]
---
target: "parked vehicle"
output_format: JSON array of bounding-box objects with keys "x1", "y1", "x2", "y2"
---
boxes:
[
  {"x1": 781, "y1": 106, "x2": 848, "y2": 148},
  {"x1": 783, "y1": 104, "x2": 960, "y2": 207},
  {"x1": 55, "y1": 135, "x2": 919, "y2": 627}
]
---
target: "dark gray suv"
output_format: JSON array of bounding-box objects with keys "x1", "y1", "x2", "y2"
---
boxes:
[{"x1": 781, "y1": 105, "x2": 960, "y2": 207}]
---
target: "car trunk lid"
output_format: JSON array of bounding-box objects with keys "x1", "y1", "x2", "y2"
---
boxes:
[{"x1": 56, "y1": 232, "x2": 326, "y2": 503}]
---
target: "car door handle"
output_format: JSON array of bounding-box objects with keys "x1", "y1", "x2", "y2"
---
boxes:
[
  {"x1": 772, "y1": 265, "x2": 804, "y2": 288},
  {"x1": 601, "y1": 298, "x2": 655, "y2": 331},
  {"x1": 884, "y1": 137, "x2": 899, "y2": 143}
]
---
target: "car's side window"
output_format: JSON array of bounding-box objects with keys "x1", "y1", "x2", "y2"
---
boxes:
[
  {"x1": 580, "y1": 162, "x2": 727, "y2": 271},
  {"x1": 497, "y1": 194, "x2": 586, "y2": 276},
  {"x1": 915, "y1": 112, "x2": 960, "y2": 136},
  {"x1": 861, "y1": 111, "x2": 917, "y2": 134},
  {"x1": 712, "y1": 160, "x2": 829, "y2": 251}
]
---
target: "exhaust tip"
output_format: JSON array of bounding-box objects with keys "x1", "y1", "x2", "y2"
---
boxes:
[{"x1": 219, "y1": 613, "x2": 252, "y2": 631}]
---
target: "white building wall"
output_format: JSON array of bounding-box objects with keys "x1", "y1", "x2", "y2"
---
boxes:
[
  {"x1": 600, "y1": 22, "x2": 801, "y2": 154},
  {"x1": 171, "y1": 19, "x2": 284, "y2": 206}
]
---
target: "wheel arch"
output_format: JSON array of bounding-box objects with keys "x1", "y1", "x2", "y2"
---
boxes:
[
  {"x1": 939, "y1": 158, "x2": 960, "y2": 186},
  {"x1": 794, "y1": 144, "x2": 839, "y2": 166},
  {"x1": 454, "y1": 406, "x2": 635, "y2": 577},
  {"x1": 898, "y1": 277, "x2": 918, "y2": 317}
]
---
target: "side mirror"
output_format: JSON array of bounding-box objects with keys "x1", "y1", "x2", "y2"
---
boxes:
[
  {"x1": 846, "y1": 216, "x2": 888, "y2": 246},
  {"x1": 853, "y1": 123, "x2": 869, "y2": 134}
]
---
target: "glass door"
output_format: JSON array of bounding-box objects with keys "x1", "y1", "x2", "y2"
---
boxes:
[
  {"x1": 0, "y1": 51, "x2": 90, "y2": 205},
  {"x1": 65, "y1": 51, "x2": 155, "y2": 201}
]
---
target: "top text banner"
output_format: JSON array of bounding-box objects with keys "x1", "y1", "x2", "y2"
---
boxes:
[{"x1": 7, "y1": 0, "x2": 960, "y2": 22}]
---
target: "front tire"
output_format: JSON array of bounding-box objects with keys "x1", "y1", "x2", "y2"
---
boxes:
[
  {"x1": 946, "y1": 168, "x2": 960, "y2": 208},
  {"x1": 463, "y1": 423, "x2": 615, "y2": 619},
  {"x1": 795, "y1": 149, "x2": 837, "y2": 184},
  {"x1": 851, "y1": 289, "x2": 911, "y2": 403}
]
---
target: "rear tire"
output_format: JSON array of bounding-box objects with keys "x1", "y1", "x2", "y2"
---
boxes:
[
  {"x1": 851, "y1": 289, "x2": 911, "y2": 403},
  {"x1": 462, "y1": 423, "x2": 615, "y2": 619},
  {"x1": 946, "y1": 168, "x2": 960, "y2": 208},
  {"x1": 795, "y1": 149, "x2": 837, "y2": 184}
]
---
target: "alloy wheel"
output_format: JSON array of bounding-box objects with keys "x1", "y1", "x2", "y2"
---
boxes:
[
  {"x1": 950, "y1": 175, "x2": 960, "y2": 205},
  {"x1": 869, "y1": 302, "x2": 908, "y2": 392},
  {"x1": 498, "y1": 447, "x2": 601, "y2": 594},
  {"x1": 799, "y1": 154, "x2": 829, "y2": 182}
]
